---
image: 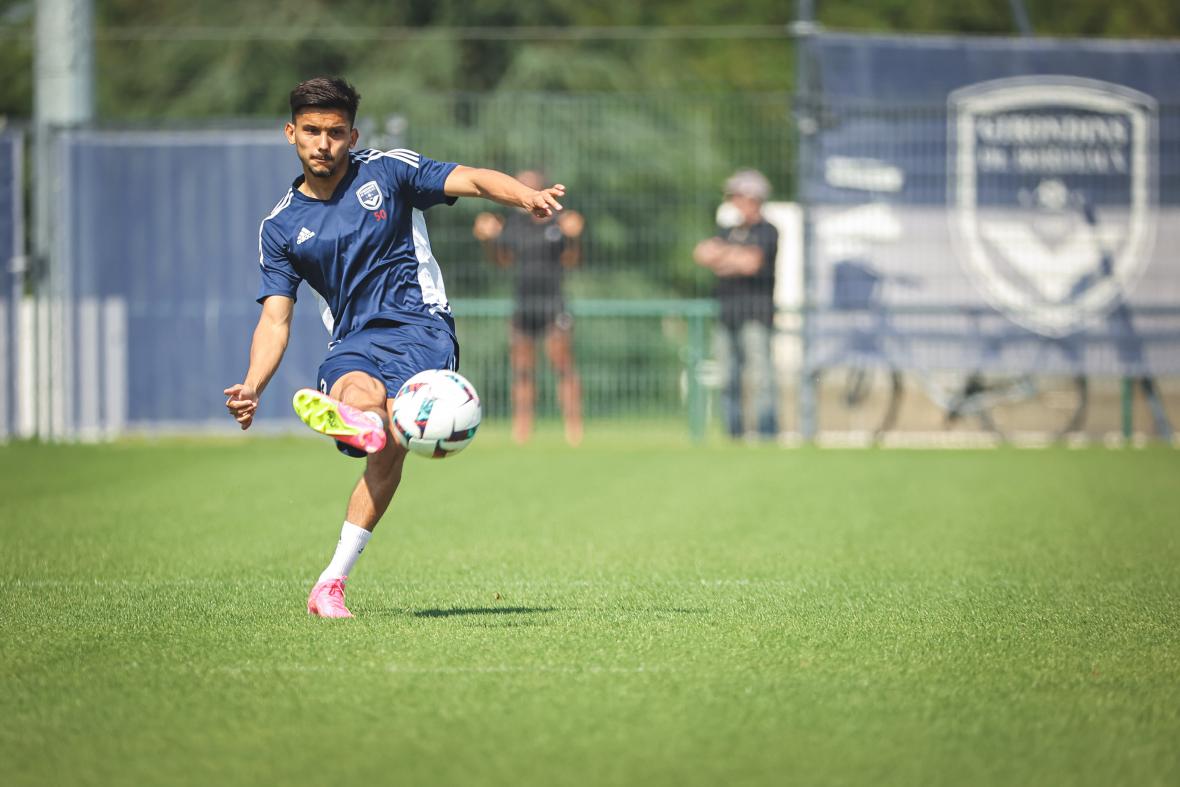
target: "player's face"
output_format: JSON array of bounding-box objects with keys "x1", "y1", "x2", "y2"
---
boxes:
[{"x1": 285, "y1": 109, "x2": 358, "y2": 180}]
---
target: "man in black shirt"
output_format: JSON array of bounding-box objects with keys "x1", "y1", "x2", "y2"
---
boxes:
[
  {"x1": 693, "y1": 169, "x2": 780, "y2": 439},
  {"x1": 474, "y1": 170, "x2": 584, "y2": 445}
]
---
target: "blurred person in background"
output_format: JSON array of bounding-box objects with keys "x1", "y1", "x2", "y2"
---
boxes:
[
  {"x1": 694, "y1": 169, "x2": 780, "y2": 440},
  {"x1": 473, "y1": 170, "x2": 584, "y2": 446},
  {"x1": 224, "y1": 78, "x2": 568, "y2": 618}
]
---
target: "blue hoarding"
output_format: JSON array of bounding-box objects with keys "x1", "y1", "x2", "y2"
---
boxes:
[{"x1": 803, "y1": 33, "x2": 1180, "y2": 376}]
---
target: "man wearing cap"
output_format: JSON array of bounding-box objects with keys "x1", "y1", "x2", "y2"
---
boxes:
[{"x1": 693, "y1": 169, "x2": 779, "y2": 440}]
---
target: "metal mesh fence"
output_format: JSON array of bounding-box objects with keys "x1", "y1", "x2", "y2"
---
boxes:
[
  {"x1": 390, "y1": 92, "x2": 795, "y2": 300},
  {"x1": 395, "y1": 93, "x2": 794, "y2": 437},
  {"x1": 16, "y1": 95, "x2": 795, "y2": 441},
  {"x1": 4, "y1": 83, "x2": 1178, "y2": 444}
]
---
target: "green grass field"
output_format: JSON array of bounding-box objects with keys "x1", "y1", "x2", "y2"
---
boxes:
[{"x1": 2, "y1": 432, "x2": 1178, "y2": 787}]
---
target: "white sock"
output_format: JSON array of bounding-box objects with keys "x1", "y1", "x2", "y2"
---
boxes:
[{"x1": 317, "y1": 522, "x2": 372, "y2": 583}]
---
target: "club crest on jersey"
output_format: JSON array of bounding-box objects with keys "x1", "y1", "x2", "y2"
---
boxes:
[
  {"x1": 355, "y1": 180, "x2": 384, "y2": 212},
  {"x1": 948, "y1": 76, "x2": 1157, "y2": 337}
]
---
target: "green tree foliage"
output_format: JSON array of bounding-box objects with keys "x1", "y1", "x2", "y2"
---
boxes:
[
  {"x1": 3, "y1": 0, "x2": 1177, "y2": 121},
  {"x1": 2, "y1": 0, "x2": 1176, "y2": 303},
  {"x1": 0, "y1": 1, "x2": 33, "y2": 121}
]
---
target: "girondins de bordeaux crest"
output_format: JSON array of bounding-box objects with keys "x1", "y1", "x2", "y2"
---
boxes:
[
  {"x1": 355, "y1": 180, "x2": 383, "y2": 211},
  {"x1": 948, "y1": 76, "x2": 1157, "y2": 336}
]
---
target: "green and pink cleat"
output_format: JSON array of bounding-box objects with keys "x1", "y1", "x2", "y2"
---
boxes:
[{"x1": 292, "y1": 388, "x2": 387, "y2": 456}]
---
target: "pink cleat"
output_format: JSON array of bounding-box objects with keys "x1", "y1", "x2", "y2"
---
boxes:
[
  {"x1": 307, "y1": 577, "x2": 354, "y2": 619},
  {"x1": 292, "y1": 388, "x2": 387, "y2": 455}
]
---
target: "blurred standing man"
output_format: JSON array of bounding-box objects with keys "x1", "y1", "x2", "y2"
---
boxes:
[
  {"x1": 223, "y1": 78, "x2": 568, "y2": 618},
  {"x1": 694, "y1": 169, "x2": 780, "y2": 440},
  {"x1": 473, "y1": 170, "x2": 584, "y2": 446}
]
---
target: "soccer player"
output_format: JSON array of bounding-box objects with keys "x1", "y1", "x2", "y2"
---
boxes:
[{"x1": 223, "y1": 77, "x2": 566, "y2": 618}]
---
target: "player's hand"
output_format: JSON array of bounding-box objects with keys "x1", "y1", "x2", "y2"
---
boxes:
[
  {"x1": 472, "y1": 212, "x2": 503, "y2": 241},
  {"x1": 523, "y1": 184, "x2": 565, "y2": 219},
  {"x1": 223, "y1": 383, "x2": 259, "y2": 431},
  {"x1": 557, "y1": 209, "x2": 584, "y2": 238}
]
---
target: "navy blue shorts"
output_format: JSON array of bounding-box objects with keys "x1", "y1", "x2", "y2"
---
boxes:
[{"x1": 317, "y1": 322, "x2": 459, "y2": 400}]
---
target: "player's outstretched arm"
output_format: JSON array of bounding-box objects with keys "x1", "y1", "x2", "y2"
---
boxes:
[
  {"x1": 445, "y1": 166, "x2": 565, "y2": 218},
  {"x1": 224, "y1": 295, "x2": 294, "y2": 430}
]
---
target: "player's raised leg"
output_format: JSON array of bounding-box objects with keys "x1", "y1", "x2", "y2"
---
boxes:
[{"x1": 292, "y1": 387, "x2": 387, "y2": 455}]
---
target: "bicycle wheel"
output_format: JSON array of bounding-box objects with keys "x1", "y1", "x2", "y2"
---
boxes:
[
  {"x1": 814, "y1": 365, "x2": 904, "y2": 439},
  {"x1": 976, "y1": 374, "x2": 1088, "y2": 441}
]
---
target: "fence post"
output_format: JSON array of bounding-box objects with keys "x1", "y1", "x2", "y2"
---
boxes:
[
  {"x1": 687, "y1": 308, "x2": 707, "y2": 443},
  {"x1": 1121, "y1": 377, "x2": 1133, "y2": 441}
]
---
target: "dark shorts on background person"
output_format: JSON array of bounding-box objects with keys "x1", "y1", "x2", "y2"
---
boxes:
[
  {"x1": 512, "y1": 299, "x2": 572, "y2": 337},
  {"x1": 317, "y1": 321, "x2": 459, "y2": 400}
]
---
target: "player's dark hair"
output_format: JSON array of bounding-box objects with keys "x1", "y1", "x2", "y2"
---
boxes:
[{"x1": 289, "y1": 77, "x2": 361, "y2": 125}]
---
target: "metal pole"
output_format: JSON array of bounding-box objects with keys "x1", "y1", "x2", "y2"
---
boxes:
[
  {"x1": 33, "y1": 0, "x2": 94, "y2": 441},
  {"x1": 34, "y1": 0, "x2": 94, "y2": 267},
  {"x1": 1007, "y1": 0, "x2": 1034, "y2": 37},
  {"x1": 792, "y1": 0, "x2": 820, "y2": 442},
  {"x1": 9, "y1": 132, "x2": 29, "y2": 438}
]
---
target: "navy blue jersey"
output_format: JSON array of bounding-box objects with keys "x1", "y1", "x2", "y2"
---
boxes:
[{"x1": 257, "y1": 148, "x2": 459, "y2": 344}]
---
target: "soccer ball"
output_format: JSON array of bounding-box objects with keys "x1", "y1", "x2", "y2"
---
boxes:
[{"x1": 391, "y1": 370, "x2": 481, "y2": 458}]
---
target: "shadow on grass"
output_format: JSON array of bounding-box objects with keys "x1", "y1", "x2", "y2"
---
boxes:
[{"x1": 413, "y1": 606, "x2": 558, "y2": 618}]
